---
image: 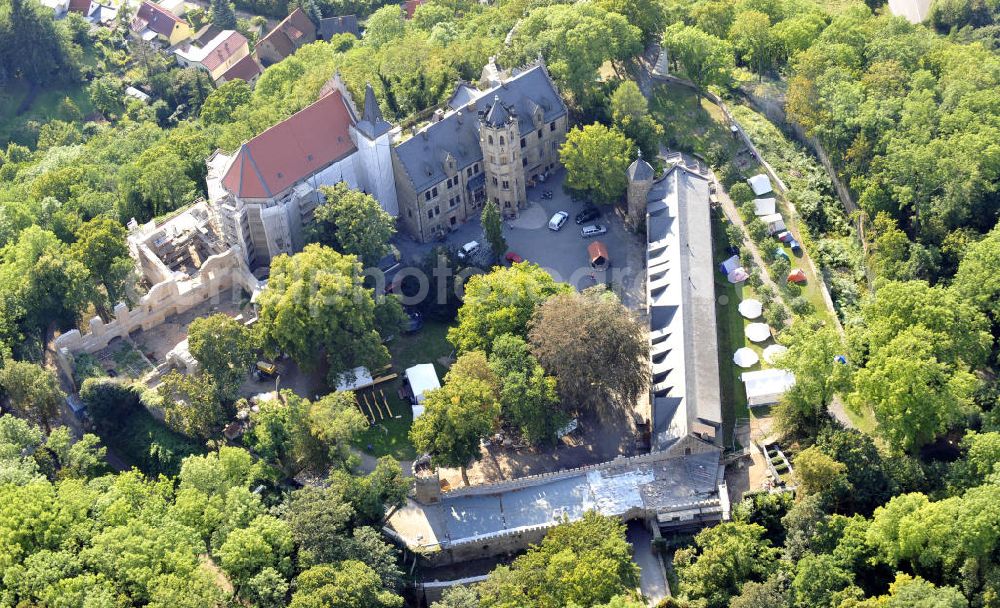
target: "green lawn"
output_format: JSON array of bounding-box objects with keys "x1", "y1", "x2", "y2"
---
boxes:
[
  {"x1": 0, "y1": 49, "x2": 97, "y2": 146},
  {"x1": 712, "y1": 209, "x2": 751, "y2": 448},
  {"x1": 648, "y1": 84, "x2": 744, "y2": 162},
  {"x1": 353, "y1": 320, "x2": 455, "y2": 460}
]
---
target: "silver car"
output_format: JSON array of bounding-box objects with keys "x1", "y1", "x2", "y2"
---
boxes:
[{"x1": 580, "y1": 224, "x2": 607, "y2": 238}]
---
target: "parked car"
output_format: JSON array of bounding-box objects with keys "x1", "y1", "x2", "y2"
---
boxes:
[
  {"x1": 575, "y1": 207, "x2": 601, "y2": 224},
  {"x1": 548, "y1": 211, "x2": 569, "y2": 231},
  {"x1": 505, "y1": 252, "x2": 524, "y2": 264},
  {"x1": 581, "y1": 224, "x2": 608, "y2": 238},
  {"x1": 456, "y1": 240, "x2": 481, "y2": 259}
]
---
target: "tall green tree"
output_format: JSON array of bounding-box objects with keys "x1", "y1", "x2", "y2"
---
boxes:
[
  {"x1": 307, "y1": 183, "x2": 396, "y2": 267},
  {"x1": 478, "y1": 512, "x2": 640, "y2": 608},
  {"x1": 409, "y1": 367, "x2": 499, "y2": 481},
  {"x1": 674, "y1": 522, "x2": 781, "y2": 608},
  {"x1": 448, "y1": 263, "x2": 571, "y2": 354},
  {"x1": 210, "y1": 0, "x2": 237, "y2": 29},
  {"x1": 70, "y1": 217, "x2": 133, "y2": 309},
  {"x1": 489, "y1": 334, "x2": 564, "y2": 446},
  {"x1": 953, "y1": 222, "x2": 1000, "y2": 333},
  {"x1": 560, "y1": 123, "x2": 634, "y2": 204},
  {"x1": 729, "y1": 10, "x2": 775, "y2": 79},
  {"x1": 661, "y1": 23, "x2": 734, "y2": 98},
  {"x1": 0, "y1": 362, "x2": 64, "y2": 433},
  {"x1": 187, "y1": 313, "x2": 257, "y2": 402},
  {"x1": 481, "y1": 199, "x2": 506, "y2": 263},
  {"x1": 610, "y1": 81, "x2": 663, "y2": 161},
  {"x1": 157, "y1": 371, "x2": 225, "y2": 440},
  {"x1": 289, "y1": 561, "x2": 403, "y2": 608},
  {"x1": 771, "y1": 321, "x2": 848, "y2": 439},
  {"x1": 257, "y1": 244, "x2": 392, "y2": 383}
]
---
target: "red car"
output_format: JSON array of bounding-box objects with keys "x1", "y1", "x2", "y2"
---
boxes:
[{"x1": 505, "y1": 252, "x2": 524, "y2": 264}]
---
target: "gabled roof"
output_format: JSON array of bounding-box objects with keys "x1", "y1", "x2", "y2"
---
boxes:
[
  {"x1": 394, "y1": 65, "x2": 567, "y2": 193},
  {"x1": 175, "y1": 30, "x2": 248, "y2": 71},
  {"x1": 132, "y1": 1, "x2": 182, "y2": 36},
  {"x1": 318, "y1": 15, "x2": 359, "y2": 39},
  {"x1": 403, "y1": 0, "x2": 425, "y2": 18},
  {"x1": 256, "y1": 7, "x2": 316, "y2": 60},
  {"x1": 221, "y1": 89, "x2": 357, "y2": 199},
  {"x1": 221, "y1": 52, "x2": 263, "y2": 83},
  {"x1": 68, "y1": 0, "x2": 90, "y2": 13}
]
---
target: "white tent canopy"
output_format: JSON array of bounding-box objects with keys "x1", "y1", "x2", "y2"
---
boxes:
[
  {"x1": 753, "y1": 198, "x2": 776, "y2": 216},
  {"x1": 763, "y1": 344, "x2": 789, "y2": 364},
  {"x1": 733, "y1": 347, "x2": 759, "y2": 368},
  {"x1": 748, "y1": 174, "x2": 773, "y2": 196},
  {"x1": 760, "y1": 213, "x2": 786, "y2": 235},
  {"x1": 720, "y1": 254, "x2": 741, "y2": 275},
  {"x1": 405, "y1": 364, "x2": 441, "y2": 419},
  {"x1": 727, "y1": 267, "x2": 749, "y2": 283},
  {"x1": 742, "y1": 368, "x2": 796, "y2": 406},
  {"x1": 335, "y1": 366, "x2": 374, "y2": 392},
  {"x1": 745, "y1": 323, "x2": 771, "y2": 343},
  {"x1": 738, "y1": 299, "x2": 762, "y2": 319}
]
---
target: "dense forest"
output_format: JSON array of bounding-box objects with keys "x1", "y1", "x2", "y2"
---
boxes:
[{"x1": 1, "y1": 0, "x2": 1000, "y2": 605}]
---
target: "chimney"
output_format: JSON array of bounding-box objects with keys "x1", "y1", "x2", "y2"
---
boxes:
[{"x1": 433, "y1": 108, "x2": 445, "y2": 122}]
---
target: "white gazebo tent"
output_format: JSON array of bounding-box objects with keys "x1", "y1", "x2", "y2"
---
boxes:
[
  {"x1": 747, "y1": 174, "x2": 773, "y2": 196},
  {"x1": 741, "y1": 368, "x2": 796, "y2": 407},
  {"x1": 763, "y1": 344, "x2": 789, "y2": 364},
  {"x1": 405, "y1": 364, "x2": 441, "y2": 419},
  {"x1": 720, "y1": 254, "x2": 741, "y2": 275},
  {"x1": 727, "y1": 267, "x2": 749, "y2": 283},
  {"x1": 738, "y1": 299, "x2": 763, "y2": 319},
  {"x1": 745, "y1": 323, "x2": 771, "y2": 343},
  {"x1": 753, "y1": 197, "x2": 776, "y2": 216},
  {"x1": 733, "y1": 347, "x2": 759, "y2": 368}
]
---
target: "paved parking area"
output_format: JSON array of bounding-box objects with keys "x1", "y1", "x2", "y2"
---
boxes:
[
  {"x1": 508, "y1": 171, "x2": 646, "y2": 309},
  {"x1": 394, "y1": 170, "x2": 647, "y2": 311}
]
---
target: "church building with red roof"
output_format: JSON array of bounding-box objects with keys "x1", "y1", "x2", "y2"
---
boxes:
[{"x1": 206, "y1": 76, "x2": 397, "y2": 268}]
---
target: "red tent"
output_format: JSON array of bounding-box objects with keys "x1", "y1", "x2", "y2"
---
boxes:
[{"x1": 787, "y1": 269, "x2": 807, "y2": 284}]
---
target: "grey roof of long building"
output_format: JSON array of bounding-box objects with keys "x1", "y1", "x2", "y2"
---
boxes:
[
  {"x1": 387, "y1": 435, "x2": 724, "y2": 550},
  {"x1": 393, "y1": 65, "x2": 567, "y2": 193},
  {"x1": 646, "y1": 164, "x2": 722, "y2": 447}
]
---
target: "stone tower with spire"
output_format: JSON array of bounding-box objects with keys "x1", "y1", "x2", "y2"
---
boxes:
[
  {"x1": 626, "y1": 151, "x2": 654, "y2": 232},
  {"x1": 478, "y1": 95, "x2": 527, "y2": 219},
  {"x1": 351, "y1": 82, "x2": 399, "y2": 216}
]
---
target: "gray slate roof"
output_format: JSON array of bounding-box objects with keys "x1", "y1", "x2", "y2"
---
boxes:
[
  {"x1": 628, "y1": 155, "x2": 654, "y2": 182},
  {"x1": 356, "y1": 83, "x2": 392, "y2": 139},
  {"x1": 394, "y1": 65, "x2": 567, "y2": 193},
  {"x1": 318, "y1": 15, "x2": 359, "y2": 39}
]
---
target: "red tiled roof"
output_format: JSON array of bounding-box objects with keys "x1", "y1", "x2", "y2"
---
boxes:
[
  {"x1": 256, "y1": 7, "x2": 315, "y2": 60},
  {"x1": 69, "y1": 0, "x2": 90, "y2": 13},
  {"x1": 201, "y1": 31, "x2": 248, "y2": 70},
  {"x1": 221, "y1": 52, "x2": 263, "y2": 82},
  {"x1": 222, "y1": 90, "x2": 357, "y2": 199},
  {"x1": 403, "y1": 0, "x2": 424, "y2": 19},
  {"x1": 134, "y1": 1, "x2": 182, "y2": 36}
]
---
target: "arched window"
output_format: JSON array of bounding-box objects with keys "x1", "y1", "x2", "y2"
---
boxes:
[{"x1": 499, "y1": 136, "x2": 505, "y2": 145}]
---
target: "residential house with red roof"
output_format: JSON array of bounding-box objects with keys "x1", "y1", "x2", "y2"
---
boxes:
[
  {"x1": 206, "y1": 76, "x2": 397, "y2": 267},
  {"x1": 255, "y1": 7, "x2": 316, "y2": 67},
  {"x1": 174, "y1": 29, "x2": 251, "y2": 83},
  {"x1": 218, "y1": 53, "x2": 264, "y2": 85},
  {"x1": 131, "y1": 0, "x2": 191, "y2": 45}
]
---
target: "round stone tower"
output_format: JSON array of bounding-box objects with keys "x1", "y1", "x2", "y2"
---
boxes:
[
  {"x1": 626, "y1": 151, "x2": 654, "y2": 232},
  {"x1": 479, "y1": 95, "x2": 527, "y2": 219},
  {"x1": 412, "y1": 457, "x2": 442, "y2": 504}
]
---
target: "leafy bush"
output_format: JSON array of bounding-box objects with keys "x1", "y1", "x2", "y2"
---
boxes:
[
  {"x1": 784, "y1": 282, "x2": 802, "y2": 297},
  {"x1": 765, "y1": 303, "x2": 789, "y2": 327},
  {"x1": 730, "y1": 182, "x2": 754, "y2": 205},
  {"x1": 72, "y1": 353, "x2": 105, "y2": 385},
  {"x1": 747, "y1": 267, "x2": 763, "y2": 290},
  {"x1": 739, "y1": 200, "x2": 757, "y2": 223},
  {"x1": 771, "y1": 256, "x2": 790, "y2": 279},
  {"x1": 112, "y1": 407, "x2": 205, "y2": 477},
  {"x1": 789, "y1": 296, "x2": 815, "y2": 316}
]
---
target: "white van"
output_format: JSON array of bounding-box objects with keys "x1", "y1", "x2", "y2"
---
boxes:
[
  {"x1": 548, "y1": 211, "x2": 569, "y2": 231},
  {"x1": 456, "y1": 240, "x2": 480, "y2": 259}
]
